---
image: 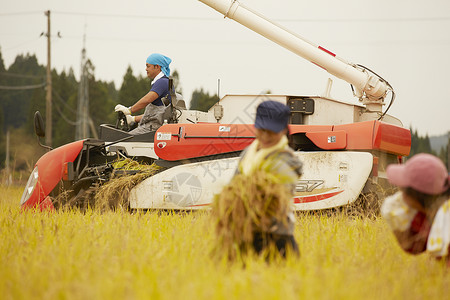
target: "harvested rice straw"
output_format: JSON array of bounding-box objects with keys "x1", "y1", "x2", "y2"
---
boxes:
[
  {"x1": 94, "y1": 159, "x2": 160, "y2": 211},
  {"x1": 211, "y1": 169, "x2": 292, "y2": 260}
]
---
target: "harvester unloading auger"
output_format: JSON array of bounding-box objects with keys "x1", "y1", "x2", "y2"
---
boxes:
[{"x1": 20, "y1": 0, "x2": 411, "y2": 211}]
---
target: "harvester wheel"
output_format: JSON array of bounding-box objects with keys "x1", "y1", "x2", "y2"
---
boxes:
[
  {"x1": 342, "y1": 193, "x2": 383, "y2": 218},
  {"x1": 55, "y1": 186, "x2": 97, "y2": 211}
]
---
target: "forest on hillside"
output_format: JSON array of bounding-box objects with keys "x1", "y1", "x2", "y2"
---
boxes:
[{"x1": 0, "y1": 49, "x2": 448, "y2": 181}]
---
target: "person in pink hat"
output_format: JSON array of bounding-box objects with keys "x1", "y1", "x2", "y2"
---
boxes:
[{"x1": 381, "y1": 153, "x2": 450, "y2": 266}]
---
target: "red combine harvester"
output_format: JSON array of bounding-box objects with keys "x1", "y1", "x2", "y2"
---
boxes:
[{"x1": 21, "y1": 0, "x2": 410, "y2": 211}]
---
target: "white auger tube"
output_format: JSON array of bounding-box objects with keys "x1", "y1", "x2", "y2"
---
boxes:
[{"x1": 198, "y1": 0, "x2": 388, "y2": 104}]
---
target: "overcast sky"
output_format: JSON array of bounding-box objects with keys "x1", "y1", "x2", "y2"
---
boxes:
[{"x1": 1, "y1": 0, "x2": 449, "y2": 136}]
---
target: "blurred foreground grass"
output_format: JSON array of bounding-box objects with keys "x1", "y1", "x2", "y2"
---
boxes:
[{"x1": 1, "y1": 185, "x2": 449, "y2": 300}]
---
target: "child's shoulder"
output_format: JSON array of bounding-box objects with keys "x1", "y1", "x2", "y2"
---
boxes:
[
  {"x1": 427, "y1": 198, "x2": 450, "y2": 258},
  {"x1": 270, "y1": 148, "x2": 303, "y2": 176}
]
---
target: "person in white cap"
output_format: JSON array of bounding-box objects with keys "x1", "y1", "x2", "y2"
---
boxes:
[{"x1": 381, "y1": 153, "x2": 450, "y2": 266}]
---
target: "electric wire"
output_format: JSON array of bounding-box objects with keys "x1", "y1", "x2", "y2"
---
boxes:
[
  {"x1": 52, "y1": 89, "x2": 77, "y2": 114},
  {"x1": 53, "y1": 98, "x2": 78, "y2": 126},
  {"x1": 52, "y1": 90, "x2": 78, "y2": 125},
  {"x1": 2, "y1": 10, "x2": 449, "y2": 23},
  {"x1": 2, "y1": 37, "x2": 41, "y2": 52},
  {"x1": 0, "y1": 11, "x2": 42, "y2": 16},
  {"x1": 0, "y1": 82, "x2": 45, "y2": 90},
  {"x1": 0, "y1": 72, "x2": 45, "y2": 79}
]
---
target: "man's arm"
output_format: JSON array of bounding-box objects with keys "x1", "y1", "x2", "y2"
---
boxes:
[{"x1": 130, "y1": 91, "x2": 159, "y2": 122}]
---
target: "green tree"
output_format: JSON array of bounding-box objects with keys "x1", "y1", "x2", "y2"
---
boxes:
[
  {"x1": 171, "y1": 69, "x2": 182, "y2": 94},
  {"x1": 437, "y1": 132, "x2": 449, "y2": 169},
  {"x1": 0, "y1": 47, "x2": 5, "y2": 72},
  {"x1": 52, "y1": 69, "x2": 78, "y2": 147},
  {"x1": 409, "y1": 128, "x2": 434, "y2": 158},
  {"x1": 89, "y1": 78, "x2": 117, "y2": 134},
  {"x1": 118, "y1": 66, "x2": 148, "y2": 107},
  {"x1": 0, "y1": 106, "x2": 4, "y2": 168},
  {"x1": 0, "y1": 48, "x2": 5, "y2": 167},
  {"x1": 1, "y1": 54, "x2": 46, "y2": 130},
  {"x1": 105, "y1": 81, "x2": 118, "y2": 103},
  {"x1": 189, "y1": 88, "x2": 219, "y2": 112},
  {"x1": 0, "y1": 51, "x2": 48, "y2": 171}
]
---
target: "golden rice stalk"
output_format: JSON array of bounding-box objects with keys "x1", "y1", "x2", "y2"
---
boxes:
[
  {"x1": 93, "y1": 159, "x2": 160, "y2": 211},
  {"x1": 211, "y1": 169, "x2": 292, "y2": 260}
]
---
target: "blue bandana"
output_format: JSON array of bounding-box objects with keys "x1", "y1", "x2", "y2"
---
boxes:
[{"x1": 146, "y1": 53, "x2": 172, "y2": 77}]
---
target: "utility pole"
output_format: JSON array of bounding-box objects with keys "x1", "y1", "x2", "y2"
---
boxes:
[
  {"x1": 5, "y1": 129, "x2": 11, "y2": 185},
  {"x1": 45, "y1": 10, "x2": 52, "y2": 146},
  {"x1": 76, "y1": 30, "x2": 89, "y2": 140}
]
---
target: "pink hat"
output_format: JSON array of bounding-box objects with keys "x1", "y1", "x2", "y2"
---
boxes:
[{"x1": 387, "y1": 153, "x2": 449, "y2": 195}]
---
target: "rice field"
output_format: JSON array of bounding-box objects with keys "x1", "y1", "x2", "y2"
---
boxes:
[{"x1": 1, "y1": 185, "x2": 449, "y2": 300}]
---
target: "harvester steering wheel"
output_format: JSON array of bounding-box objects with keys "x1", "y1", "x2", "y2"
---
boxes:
[{"x1": 115, "y1": 111, "x2": 130, "y2": 131}]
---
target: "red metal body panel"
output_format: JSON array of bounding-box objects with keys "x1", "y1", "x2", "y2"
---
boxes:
[
  {"x1": 333, "y1": 121, "x2": 375, "y2": 149},
  {"x1": 334, "y1": 120, "x2": 411, "y2": 156},
  {"x1": 155, "y1": 121, "x2": 410, "y2": 161},
  {"x1": 39, "y1": 196, "x2": 55, "y2": 211},
  {"x1": 155, "y1": 124, "x2": 255, "y2": 161},
  {"x1": 288, "y1": 125, "x2": 333, "y2": 134},
  {"x1": 305, "y1": 130, "x2": 347, "y2": 150},
  {"x1": 373, "y1": 121, "x2": 411, "y2": 156},
  {"x1": 22, "y1": 140, "x2": 84, "y2": 209}
]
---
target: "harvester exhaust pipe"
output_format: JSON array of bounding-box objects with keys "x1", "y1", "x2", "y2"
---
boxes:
[{"x1": 198, "y1": 0, "x2": 389, "y2": 108}]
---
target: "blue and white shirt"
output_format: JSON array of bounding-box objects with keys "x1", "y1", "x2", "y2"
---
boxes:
[{"x1": 150, "y1": 72, "x2": 170, "y2": 106}]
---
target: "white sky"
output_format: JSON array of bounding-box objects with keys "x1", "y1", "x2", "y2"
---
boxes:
[{"x1": 1, "y1": 0, "x2": 449, "y2": 136}]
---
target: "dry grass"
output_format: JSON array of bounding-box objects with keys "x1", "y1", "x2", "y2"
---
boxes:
[
  {"x1": 52, "y1": 159, "x2": 160, "y2": 211},
  {"x1": 211, "y1": 170, "x2": 292, "y2": 260},
  {"x1": 93, "y1": 159, "x2": 160, "y2": 211},
  {"x1": 1, "y1": 185, "x2": 449, "y2": 300}
]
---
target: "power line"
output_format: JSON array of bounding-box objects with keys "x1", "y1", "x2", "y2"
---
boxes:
[
  {"x1": 279, "y1": 16, "x2": 450, "y2": 23},
  {"x1": 2, "y1": 37, "x2": 41, "y2": 52},
  {"x1": 53, "y1": 11, "x2": 218, "y2": 21},
  {"x1": 53, "y1": 98, "x2": 78, "y2": 126},
  {"x1": 53, "y1": 89, "x2": 77, "y2": 114},
  {"x1": 3, "y1": 10, "x2": 448, "y2": 23},
  {"x1": 0, "y1": 11, "x2": 42, "y2": 17},
  {"x1": 0, "y1": 72, "x2": 45, "y2": 79},
  {"x1": 54, "y1": 11, "x2": 450, "y2": 23},
  {"x1": 0, "y1": 82, "x2": 45, "y2": 90},
  {"x1": 56, "y1": 33, "x2": 450, "y2": 46}
]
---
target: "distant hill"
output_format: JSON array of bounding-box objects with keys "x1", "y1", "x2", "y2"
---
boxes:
[{"x1": 430, "y1": 132, "x2": 449, "y2": 153}]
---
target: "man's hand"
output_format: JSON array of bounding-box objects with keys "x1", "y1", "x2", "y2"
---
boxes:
[
  {"x1": 126, "y1": 115, "x2": 136, "y2": 125},
  {"x1": 115, "y1": 104, "x2": 131, "y2": 115}
]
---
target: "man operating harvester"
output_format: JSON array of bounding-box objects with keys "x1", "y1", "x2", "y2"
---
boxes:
[{"x1": 114, "y1": 53, "x2": 172, "y2": 135}]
